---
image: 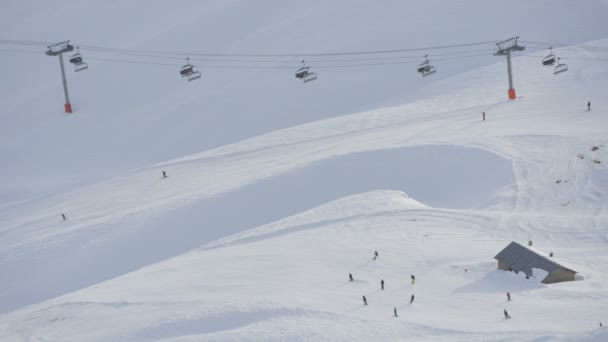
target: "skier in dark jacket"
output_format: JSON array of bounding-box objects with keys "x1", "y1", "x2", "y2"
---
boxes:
[
  {"x1": 162, "y1": 171, "x2": 167, "y2": 178},
  {"x1": 410, "y1": 294, "x2": 415, "y2": 304},
  {"x1": 381, "y1": 279, "x2": 384, "y2": 290},
  {"x1": 394, "y1": 307, "x2": 398, "y2": 317},
  {"x1": 349, "y1": 273, "x2": 353, "y2": 282},
  {"x1": 506, "y1": 292, "x2": 511, "y2": 301},
  {"x1": 588, "y1": 101, "x2": 591, "y2": 111},
  {"x1": 504, "y1": 309, "x2": 511, "y2": 319},
  {"x1": 373, "y1": 250, "x2": 379, "y2": 260},
  {"x1": 362, "y1": 296, "x2": 368, "y2": 305},
  {"x1": 61, "y1": 213, "x2": 66, "y2": 220}
]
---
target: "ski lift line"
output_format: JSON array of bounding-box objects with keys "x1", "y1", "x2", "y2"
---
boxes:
[
  {"x1": 0, "y1": 39, "x2": 53, "y2": 46},
  {"x1": 524, "y1": 44, "x2": 608, "y2": 53},
  {"x1": 71, "y1": 47, "x2": 497, "y2": 64},
  {"x1": 72, "y1": 40, "x2": 497, "y2": 58},
  {"x1": 0, "y1": 49, "x2": 495, "y2": 68},
  {"x1": 521, "y1": 40, "x2": 608, "y2": 51},
  {"x1": 86, "y1": 57, "x2": 184, "y2": 67},
  {"x1": 4, "y1": 48, "x2": 608, "y2": 68},
  {"x1": 513, "y1": 54, "x2": 608, "y2": 62},
  {"x1": 71, "y1": 53, "x2": 495, "y2": 69},
  {"x1": 0, "y1": 48, "x2": 43, "y2": 54},
  {"x1": 4, "y1": 37, "x2": 608, "y2": 56}
]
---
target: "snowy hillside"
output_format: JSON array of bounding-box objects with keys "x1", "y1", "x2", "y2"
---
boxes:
[{"x1": 2, "y1": 1, "x2": 608, "y2": 341}]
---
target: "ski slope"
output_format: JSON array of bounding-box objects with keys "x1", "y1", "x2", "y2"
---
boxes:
[{"x1": 1, "y1": 1, "x2": 608, "y2": 341}]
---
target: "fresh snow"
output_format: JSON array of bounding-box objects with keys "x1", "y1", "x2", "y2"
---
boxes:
[{"x1": 1, "y1": 1, "x2": 608, "y2": 341}]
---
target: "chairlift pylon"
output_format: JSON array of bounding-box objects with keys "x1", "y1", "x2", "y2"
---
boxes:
[
  {"x1": 69, "y1": 47, "x2": 88, "y2": 72},
  {"x1": 417, "y1": 54, "x2": 436, "y2": 77},
  {"x1": 553, "y1": 58, "x2": 568, "y2": 75},
  {"x1": 295, "y1": 60, "x2": 317, "y2": 83},
  {"x1": 180, "y1": 57, "x2": 201, "y2": 81},
  {"x1": 542, "y1": 47, "x2": 556, "y2": 66}
]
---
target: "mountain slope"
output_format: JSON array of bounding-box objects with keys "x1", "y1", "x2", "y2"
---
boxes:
[
  {"x1": 1, "y1": 0, "x2": 607, "y2": 202},
  {"x1": 2, "y1": 1, "x2": 608, "y2": 340},
  {"x1": 1, "y1": 38, "x2": 608, "y2": 340}
]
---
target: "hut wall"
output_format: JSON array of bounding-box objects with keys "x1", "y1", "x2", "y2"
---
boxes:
[
  {"x1": 498, "y1": 261, "x2": 512, "y2": 271},
  {"x1": 542, "y1": 268, "x2": 576, "y2": 284}
]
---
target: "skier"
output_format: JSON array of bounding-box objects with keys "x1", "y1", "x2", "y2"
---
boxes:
[
  {"x1": 506, "y1": 292, "x2": 511, "y2": 301},
  {"x1": 600, "y1": 322, "x2": 603, "y2": 328},
  {"x1": 381, "y1": 279, "x2": 385, "y2": 290},
  {"x1": 588, "y1": 101, "x2": 591, "y2": 111},
  {"x1": 394, "y1": 307, "x2": 398, "y2": 317},
  {"x1": 162, "y1": 171, "x2": 167, "y2": 178},
  {"x1": 504, "y1": 309, "x2": 511, "y2": 319},
  {"x1": 411, "y1": 275, "x2": 416, "y2": 285},
  {"x1": 373, "y1": 250, "x2": 379, "y2": 260},
  {"x1": 410, "y1": 294, "x2": 415, "y2": 304},
  {"x1": 362, "y1": 296, "x2": 368, "y2": 306},
  {"x1": 482, "y1": 112, "x2": 486, "y2": 121},
  {"x1": 549, "y1": 251, "x2": 554, "y2": 257},
  {"x1": 61, "y1": 213, "x2": 66, "y2": 221},
  {"x1": 349, "y1": 273, "x2": 354, "y2": 282}
]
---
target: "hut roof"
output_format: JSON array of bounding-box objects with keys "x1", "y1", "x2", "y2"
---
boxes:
[{"x1": 494, "y1": 241, "x2": 576, "y2": 276}]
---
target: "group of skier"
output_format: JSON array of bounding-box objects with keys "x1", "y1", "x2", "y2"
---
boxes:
[
  {"x1": 349, "y1": 250, "x2": 416, "y2": 317},
  {"x1": 349, "y1": 251, "x2": 520, "y2": 320}
]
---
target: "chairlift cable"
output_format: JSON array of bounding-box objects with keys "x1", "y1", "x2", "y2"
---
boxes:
[{"x1": 0, "y1": 38, "x2": 497, "y2": 58}]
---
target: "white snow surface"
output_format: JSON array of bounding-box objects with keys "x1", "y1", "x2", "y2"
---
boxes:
[{"x1": 2, "y1": 1, "x2": 608, "y2": 341}]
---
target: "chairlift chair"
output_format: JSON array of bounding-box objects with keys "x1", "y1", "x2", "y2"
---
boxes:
[
  {"x1": 422, "y1": 65, "x2": 436, "y2": 77},
  {"x1": 417, "y1": 55, "x2": 436, "y2": 77},
  {"x1": 553, "y1": 58, "x2": 568, "y2": 75},
  {"x1": 74, "y1": 61, "x2": 88, "y2": 72},
  {"x1": 180, "y1": 58, "x2": 201, "y2": 81},
  {"x1": 295, "y1": 67, "x2": 309, "y2": 79},
  {"x1": 295, "y1": 60, "x2": 317, "y2": 83},
  {"x1": 542, "y1": 47, "x2": 556, "y2": 66},
  {"x1": 417, "y1": 62, "x2": 430, "y2": 74},
  {"x1": 69, "y1": 47, "x2": 88, "y2": 72}
]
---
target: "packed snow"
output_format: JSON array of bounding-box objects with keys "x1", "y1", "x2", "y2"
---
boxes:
[{"x1": 1, "y1": 1, "x2": 608, "y2": 341}]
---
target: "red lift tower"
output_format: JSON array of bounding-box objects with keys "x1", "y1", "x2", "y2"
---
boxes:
[
  {"x1": 46, "y1": 41, "x2": 74, "y2": 113},
  {"x1": 494, "y1": 37, "x2": 525, "y2": 100}
]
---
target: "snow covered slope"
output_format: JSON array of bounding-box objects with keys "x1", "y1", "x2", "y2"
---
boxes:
[
  {"x1": 1, "y1": 1, "x2": 608, "y2": 341},
  {"x1": 1, "y1": 0, "x2": 607, "y2": 202},
  {"x1": 2, "y1": 38, "x2": 608, "y2": 340}
]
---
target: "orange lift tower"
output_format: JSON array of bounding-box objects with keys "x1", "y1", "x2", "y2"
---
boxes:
[
  {"x1": 494, "y1": 37, "x2": 525, "y2": 100},
  {"x1": 46, "y1": 41, "x2": 74, "y2": 113}
]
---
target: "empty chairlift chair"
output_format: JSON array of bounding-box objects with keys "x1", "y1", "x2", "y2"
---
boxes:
[
  {"x1": 553, "y1": 58, "x2": 568, "y2": 75},
  {"x1": 69, "y1": 47, "x2": 88, "y2": 72},
  {"x1": 180, "y1": 57, "x2": 201, "y2": 81},
  {"x1": 295, "y1": 60, "x2": 317, "y2": 83},
  {"x1": 417, "y1": 54, "x2": 436, "y2": 77},
  {"x1": 542, "y1": 47, "x2": 556, "y2": 66}
]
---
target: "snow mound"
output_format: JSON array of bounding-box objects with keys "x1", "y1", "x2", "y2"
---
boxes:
[
  {"x1": 455, "y1": 263, "x2": 547, "y2": 293},
  {"x1": 205, "y1": 190, "x2": 425, "y2": 249}
]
